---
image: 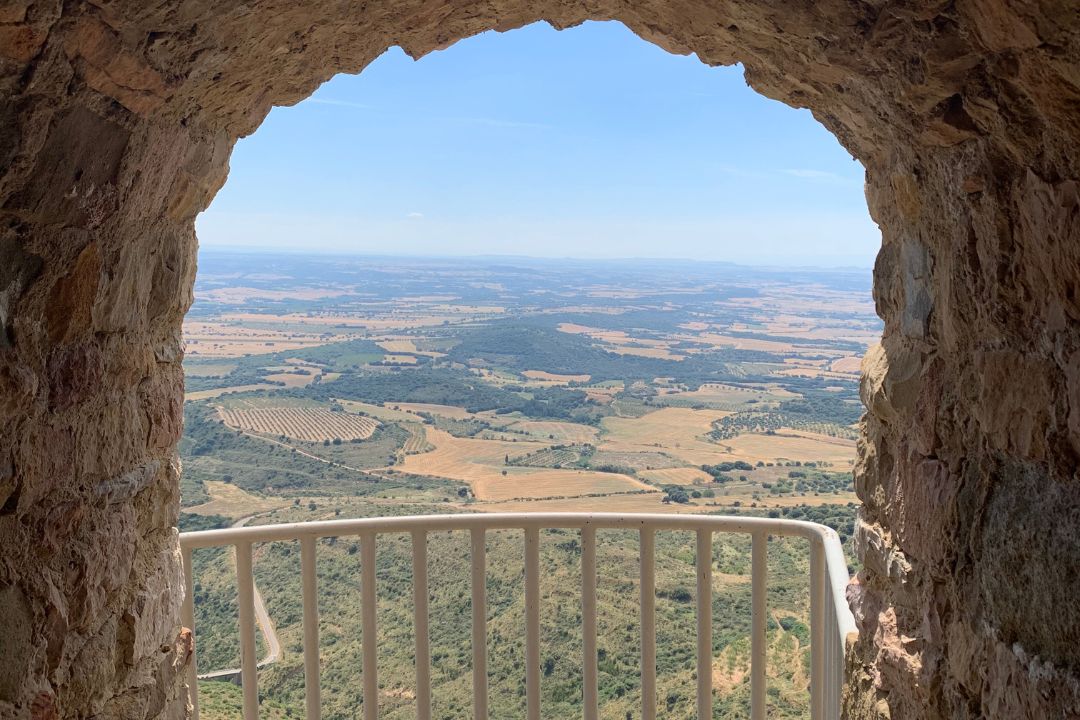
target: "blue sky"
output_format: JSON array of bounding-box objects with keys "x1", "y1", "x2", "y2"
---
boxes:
[{"x1": 197, "y1": 21, "x2": 879, "y2": 267}]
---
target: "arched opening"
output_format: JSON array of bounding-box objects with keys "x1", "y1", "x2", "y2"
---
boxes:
[
  {"x1": 2, "y1": 3, "x2": 1078, "y2": 720},
  {"x1": 179, "y1": 20, "x2": 877, "y2": 718},
  {"x1": 197, "y1": 21, "x2": 877, "y2": 266}
]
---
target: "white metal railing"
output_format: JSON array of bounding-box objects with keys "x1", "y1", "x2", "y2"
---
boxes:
[{"x1": 180, "y1": 512, "x2": 856, "y2": 720}]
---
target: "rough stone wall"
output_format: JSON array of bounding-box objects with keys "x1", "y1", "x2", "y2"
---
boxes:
[{"x1": 0, "y1": 1, "x2": 1077, "y2": 719}]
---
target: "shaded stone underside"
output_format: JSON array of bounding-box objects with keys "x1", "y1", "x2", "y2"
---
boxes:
[{"x1": 1, "y1": 1, "x2": 1079, "y2": 718}]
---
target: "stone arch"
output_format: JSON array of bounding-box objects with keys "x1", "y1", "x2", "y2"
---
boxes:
[{"x1": 1, "y1": 3, "x2": 1078, "y2": 719}]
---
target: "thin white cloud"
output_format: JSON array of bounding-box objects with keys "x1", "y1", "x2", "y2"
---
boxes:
[
  {"x1": 447, "y1": 116, "x2": 551, "y2": 130},
  {"x1": 306, "y1": 97, "x2": 375, "y2": 110},
  {"x1": 407, "y1": 212, "x2": 424, "y2": 219},
  {"x1": 782, "y1": 168, "x2": 847, "y2": 182},
  {"x1": 714, "y1": 163, "x2": 768, "y2": 180},
  {"x1": 303, "y1": 100, "x2": 548, "y2": 129}
]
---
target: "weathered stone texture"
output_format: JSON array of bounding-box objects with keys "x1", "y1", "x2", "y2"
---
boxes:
[{"x1": 0, "y1": 1, "x2": 1078, "y2": 719}]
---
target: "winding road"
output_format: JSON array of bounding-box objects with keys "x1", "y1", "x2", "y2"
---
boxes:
[
  {"x1": 195, "y1": 427, "x2": 405, "y2": 682},
  {"x1": 197, "y1": 513, "x2": 282, "y2": 681}
]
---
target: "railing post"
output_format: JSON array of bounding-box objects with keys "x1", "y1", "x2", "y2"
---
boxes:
[
  {"x1": 696, "y1": 530, "x2": 712, "y2": 720},
  {"x1": 236, "y1": 541, "x2": 259, "y2": 720},
  {"x1": 181, "y1": 546, "x2": 199, "y2": 720},
  {"x1": 639, "y1": 528, "x2": 656, "y2": 720},
  {"x1": 810, "y1": 540, "x2": 825, "y2": 720},
  {"x1": 471, "y1": 529, "x2": 489, "y2": 720},
  {"x1": 412, "y1": 531, "x2": 431, "y2": 720},
  {"x1": 300, "y1": 536, "x2": 321, "y2": 720},
  {"x1": 525, "y1": 527, "x2": 541, "y2": 720},
  {"x1": 751, "y1": 531, "x2": 767, "y2": 720},
  {"x1": 361, "y1": 532, "x2": 379, "y2": 720},
  {"x1": 581, "y1": 526, "x2": 598, "y2": 720}
]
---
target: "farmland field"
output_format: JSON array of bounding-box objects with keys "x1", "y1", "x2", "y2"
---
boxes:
[
  {"x1": 505, "y1": 420, "x2": 599, "y2": 443},
  {"x1": 216, "y1": 407, "x2": 379, "y2": 441},
  {"x1": 181, "y1": 252, "x2": 874, "y2": 720},
  {"x1": 402, "y1": 424, "x2": 434, "y2": 454},
  {"x1": 185, "y1": 384, "x2": 279, "y2": 401},
  {"x1": 184, "y1": 480, "x2": 292, "y2": 518},
  {"x1": 720, "y1": 430, "x2": 857, "y2": 465},
  {"x1": 640, "y1": 467, "x2": 715, "y2": 486},
  {"x1": 335, "y1": 400, "x2": 419, "y2": 422},
  {"x1": 393, "y1": 429, "x2": 653, "y2": 500},
  {"x1": 393, "y1": 402, "x2": 475, "y2": 419},
  {"x1": 521, "y1": 370, "x2": 591, "y2": 383}
]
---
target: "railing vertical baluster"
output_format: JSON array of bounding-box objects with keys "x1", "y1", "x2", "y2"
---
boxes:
[
  {"x1": 750, "y1": 531, "x2": 767, "y2": 720},
  {"x1": 696, "y1": 530, "x2": 713, "y2": 720},
  {"x1": 810, "y1": 540, "x2": 825, "y2": 720},
  {"x1": 412, "y1": 531, "x2": 431, "y2": 720},
  {"x1": 471, "y1": 529, "x2": 489, "y2": 720},
  {"x1": 181, "y1": 546, "x2": 200, "y2": 720},
  {"x1": 300, "y1": 536, "x2": 321, "y2": 720},
  {"x1": 361, "y1": 532, "x2": 379, "y2": 720},
  {"x1": 236, "y1": 541, "x2": 259, "y2": 720},
  {"x1": 525, "y1": 527, "x2": 541, "y2": 720},
  {"x1": 581, "y1": 526, "x2": 598, "y2": 720},
  {"x1": 827, "y1": 584, "x2": 839, "y2": 718},
  {"x1": 639, "y1": 528, "x2": 656, "y2": 720},
  {"x1": 825, "y1": 585, "x2": 833, "y2": 719},
  {"x1": 835, "y1": 587, "x2": 842, "y2": 716}
]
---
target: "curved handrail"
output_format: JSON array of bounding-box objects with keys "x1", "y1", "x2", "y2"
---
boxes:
[{"x1": 180, "y1": 512, "x2": 856, "y2": 720}]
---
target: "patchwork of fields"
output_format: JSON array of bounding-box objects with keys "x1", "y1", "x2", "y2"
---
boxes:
[{"x1": 180, "y1": 253, "x2": 875, "y2": 720}]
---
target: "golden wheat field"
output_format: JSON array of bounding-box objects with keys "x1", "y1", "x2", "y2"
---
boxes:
[
  {"x1": 474, "y1": 467, "x2": 653, "y2": 502},
  {"x1": 375, "y1": 339, "x2": 419, "y2": 353},
  {"x1": 600, "y1": 407, "x2": 729, "y2": 451},
  {"x1": 639, "y1": 467, "x2": 714, "y2": 486},
  {"x1": 185, "y1": 481, "x2": 292, "y2": 519},
  {"x1": 830, "y1": 355, "x2": 863, "y2": 374},
  {"x1": 775, "y1": 366, "x2": 860, "y2": 381},
  {"x1": 669, "y1": 382, "x2": 797, "y2": 405},
  {"x1": 185, "y1": 384, "x2": 279, "y2": 401},
  {"x1": 216, "y1": 407, "x2": 379, "y2": 442},
  {"x1": 597, "y1": 407, "x2": 856, "y2": 467},
  {"x1": 718, "y1": 430, "x2": 856, "y2": 464},
  {"x1": 263, "y1": 367, "x2": 321, "y2": 387},
  {"x1": 506, "y1": 420, "x2": 599, "y2": 444},
  {"x1": 391, "y1": 429, "x2": 652, "y2": 501}
]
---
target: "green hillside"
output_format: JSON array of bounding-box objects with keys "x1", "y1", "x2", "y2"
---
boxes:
[{"x1": 188, "y1": 502, "x2": 840, "y2": 720}]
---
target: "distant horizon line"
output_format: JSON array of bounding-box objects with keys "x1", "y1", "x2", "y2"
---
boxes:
[{"x1": 197, "y1": 244, "x2": 875, "y2": 273}]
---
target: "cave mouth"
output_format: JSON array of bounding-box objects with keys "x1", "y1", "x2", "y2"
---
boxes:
[
  {"x1": 179, "y1": 21, "x2": 876, "y2": 708},
  {"x1": 3, "y1": 3, "x2": 1079, "y2": 720}
]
